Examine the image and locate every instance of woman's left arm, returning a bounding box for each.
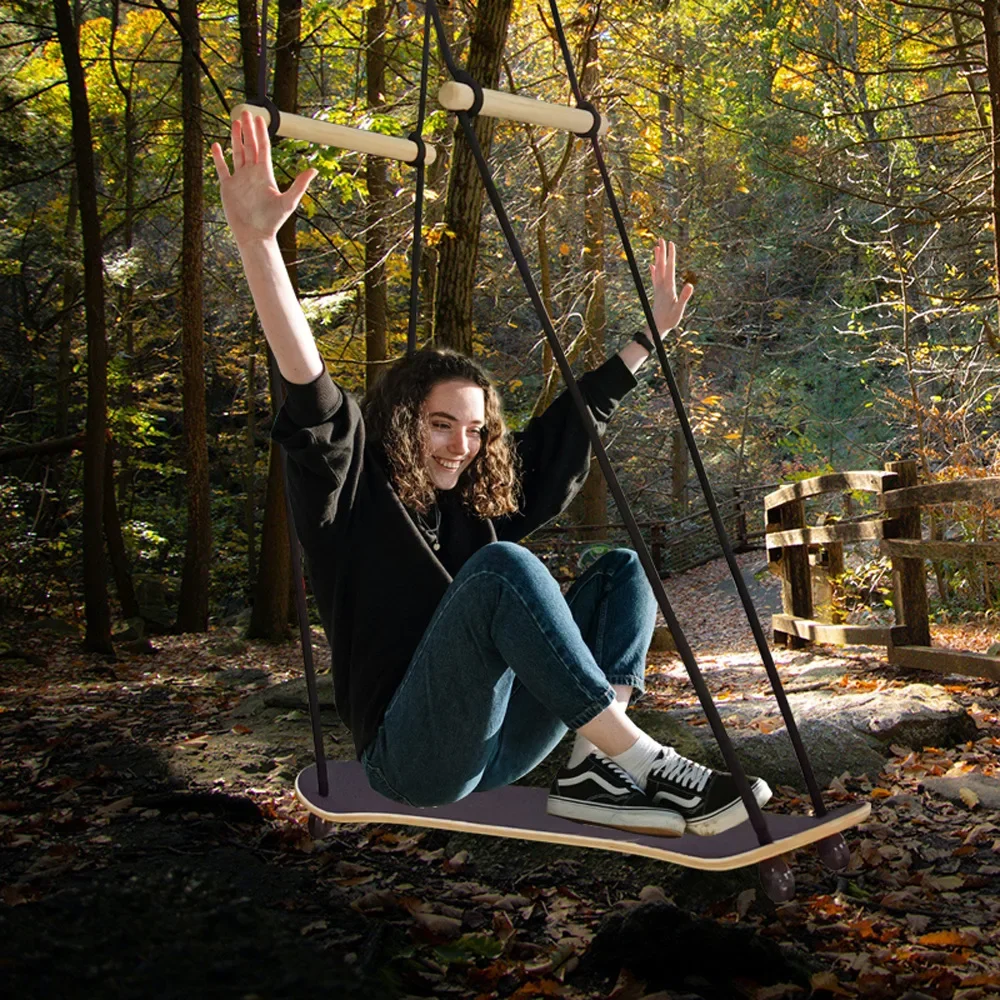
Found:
[618,238,694,374]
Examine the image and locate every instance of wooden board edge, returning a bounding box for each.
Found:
[772,614,891,647]
[295,777,871,872]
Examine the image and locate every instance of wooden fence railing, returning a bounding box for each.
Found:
[765,460,1000,681]
[527,483,776,579]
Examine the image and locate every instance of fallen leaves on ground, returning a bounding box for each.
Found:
[1,573,999,998]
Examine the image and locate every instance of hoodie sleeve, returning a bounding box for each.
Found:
[496,354,637,542]
[270,370,365,562]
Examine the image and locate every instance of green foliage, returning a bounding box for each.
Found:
[3,0,999,624]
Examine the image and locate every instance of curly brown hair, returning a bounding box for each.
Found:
[361,348,521,517]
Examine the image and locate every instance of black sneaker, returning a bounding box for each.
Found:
[547,753,685,836]
[644,749,772,837]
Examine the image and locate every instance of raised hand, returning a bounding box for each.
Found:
[210,109,317,247]
[649,238,694,339]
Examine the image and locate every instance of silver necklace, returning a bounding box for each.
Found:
[415,503,442,551]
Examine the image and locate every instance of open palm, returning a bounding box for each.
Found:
[211,110,316,246]
[650,238,694,337]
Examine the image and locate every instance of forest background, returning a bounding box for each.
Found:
[2,0,999,654]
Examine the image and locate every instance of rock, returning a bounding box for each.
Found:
[230,678,338,722]
[29,617,79,637]
[120,637,157,656]
[924,775,1000,811]
[700,718,886,790]
[649,626,676,652]
[661,684,975,792]
[583,900,816,991]
[216,667,270,689]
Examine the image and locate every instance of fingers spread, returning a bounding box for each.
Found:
[241,109,259,164]
[284,167,318,208]
[210,142,230,181]
[231,118,245,169]
[255,111,271,161]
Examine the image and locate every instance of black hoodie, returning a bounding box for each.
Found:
[272,355,637,758]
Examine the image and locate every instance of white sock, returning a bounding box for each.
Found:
[568,686,633,768]
[609,733,668,790]
[568,733,597,768]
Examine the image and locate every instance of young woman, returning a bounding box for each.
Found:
[212,110,771,837]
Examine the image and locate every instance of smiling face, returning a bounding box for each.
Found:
[421,379,486,491]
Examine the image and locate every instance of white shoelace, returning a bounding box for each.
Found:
[649,751,711,792]
[597,754,641,791]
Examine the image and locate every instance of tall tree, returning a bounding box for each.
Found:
[364,0,388,389]
[175,0,212,633]
[248,0,301,640]
[982,0,1000,334]
[660,22,691,511]
[576,11,608,536]
[55,175,78,441]
[108,0,139,508]
[53,0,112,653]
[433,0,514,353]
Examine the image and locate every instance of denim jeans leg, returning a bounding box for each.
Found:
[473,548,658,792]
[361,542,615,807]
[564,548,657,698]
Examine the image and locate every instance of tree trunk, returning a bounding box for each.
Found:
[109,0,138,510]
[53,0,113,654]
[245,323,258,589]
[670,348,690,511]
[249,362,292,642]
[365,0,388,389]
[416,0,455,343]
[175,0,212,633]
[660,24,691,514]
[433,0,514,354]
[248,0,301,640]
[55,174,79,439]
[237,0,260,97]
[103,439,141,620]
[238,0,261,595]
[576,19,607,538]
[982,0,1000,334]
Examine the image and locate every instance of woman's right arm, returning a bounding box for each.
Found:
[211,109,324,385]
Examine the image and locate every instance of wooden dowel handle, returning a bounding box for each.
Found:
[437,82,609,137]
[231,104,437,165]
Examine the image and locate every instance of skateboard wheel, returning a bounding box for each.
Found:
[759,857,795,902]
[817,833,850,871]
[308,814,336,839]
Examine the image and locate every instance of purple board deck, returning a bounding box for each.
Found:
[296,762,870,871]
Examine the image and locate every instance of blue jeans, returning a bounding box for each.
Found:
[361,542,657,806]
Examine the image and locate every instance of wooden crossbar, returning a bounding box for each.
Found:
[764,472,897,512]
[890,644,1000,681]
[772,614,895,647]
[881,539,1000,564]
[879,477,1000,511]
[437,82,609,137]
[765,519,892,549]
[231,103,438,165]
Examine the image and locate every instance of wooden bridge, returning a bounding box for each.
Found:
[765,460,1000,681]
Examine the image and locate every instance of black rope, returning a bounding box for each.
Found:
[257,0,268,104]
[268,348,330,797]
[405,3,433,355]
[425,0,773,847]
[546,0,827,816]
[254,0,329,798]
[252,0,281,136]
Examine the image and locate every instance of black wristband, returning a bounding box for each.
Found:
[633,329,656,353]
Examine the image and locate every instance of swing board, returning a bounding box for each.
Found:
[296,762,870,871]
